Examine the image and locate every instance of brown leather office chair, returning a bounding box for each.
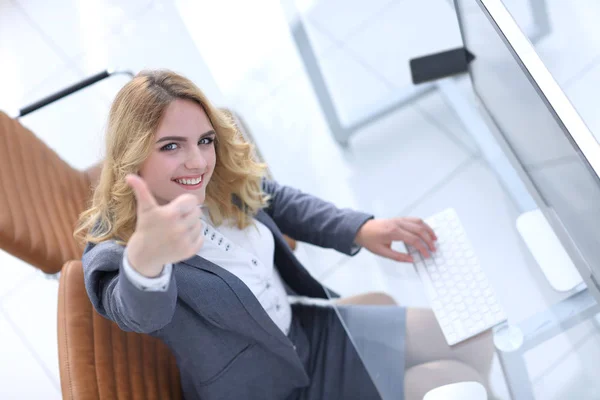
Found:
[0,110,102,274]
[58,259,182,399]
[0,104,184,399]
[0,70,296,399]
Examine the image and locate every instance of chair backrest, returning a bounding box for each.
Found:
[0,111,97,274]
[58,260,182,399]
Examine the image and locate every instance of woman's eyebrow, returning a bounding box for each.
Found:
[156,130,216,144]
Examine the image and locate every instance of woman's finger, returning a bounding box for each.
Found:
[372,244,414,263]
[402,221,437,252]
[404,217,437,241]
[184,214,203,232]
[392,228,430,259]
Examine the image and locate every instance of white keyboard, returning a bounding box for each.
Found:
[408,208,507,346]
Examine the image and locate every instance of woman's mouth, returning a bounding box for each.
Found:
[173,175,204,190]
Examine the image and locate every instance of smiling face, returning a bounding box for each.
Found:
[138,98,217,206]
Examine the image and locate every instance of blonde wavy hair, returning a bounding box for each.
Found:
[75,69,269,246]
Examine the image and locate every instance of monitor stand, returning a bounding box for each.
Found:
[516,209,584,292]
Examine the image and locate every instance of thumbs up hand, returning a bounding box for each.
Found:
[125,174,205,277]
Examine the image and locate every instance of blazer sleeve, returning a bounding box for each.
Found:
[262,179,374,255]
[82,240,178,333]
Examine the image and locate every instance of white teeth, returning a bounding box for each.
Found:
[176,176,202,185]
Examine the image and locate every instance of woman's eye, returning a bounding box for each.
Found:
[199,137,215,145]
[160,143,178,151]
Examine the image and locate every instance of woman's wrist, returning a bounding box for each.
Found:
[126,238,165,278]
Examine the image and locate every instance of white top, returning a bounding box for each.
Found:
[122,215,293,334]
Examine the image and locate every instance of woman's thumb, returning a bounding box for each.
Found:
[126,174,158,213]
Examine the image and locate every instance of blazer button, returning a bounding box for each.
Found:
[251,259,258,266]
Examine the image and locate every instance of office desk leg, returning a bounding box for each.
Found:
[494,289,600,399]
[496,348,534,400]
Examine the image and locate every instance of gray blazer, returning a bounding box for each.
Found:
[83,179,373,400]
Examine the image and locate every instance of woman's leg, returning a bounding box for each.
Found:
[405,308,495,391]
[335,295,495,394]
[404,360,486,400]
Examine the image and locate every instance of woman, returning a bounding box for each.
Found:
[76,69,494,400]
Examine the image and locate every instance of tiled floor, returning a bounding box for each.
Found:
[2,0,600,398]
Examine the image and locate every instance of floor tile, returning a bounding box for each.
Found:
[0,251,38,300]
[319,247,389,298]
[342,0,463,90]
[534,0,600,87]
[300,19,339,57]
[344,101,472,218]
[562,62,600,143]
[2,272,61,385]
[413,81,480,156]
[73,0,226,107]
[0,307,61,399]
[293,241,350,280]
[241,74,361,209]
[13,0,155,61]
[317,46,396,126]
[300,0,396,41]
[0,1,66,115]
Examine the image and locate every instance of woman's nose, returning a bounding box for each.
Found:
[185,149,207,170]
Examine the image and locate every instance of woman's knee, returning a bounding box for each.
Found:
[404,360,486,400]
[456,328,495,376]
[405,308,495,375]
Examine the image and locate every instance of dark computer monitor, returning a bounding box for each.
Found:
[454,0,600,300]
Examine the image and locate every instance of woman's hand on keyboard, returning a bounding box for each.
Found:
[125,174,205,277]
[355,217,437,262]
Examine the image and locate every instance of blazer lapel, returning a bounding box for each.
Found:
[180,254,291,347]
[254,209,288,248]
[255,209,329,299]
